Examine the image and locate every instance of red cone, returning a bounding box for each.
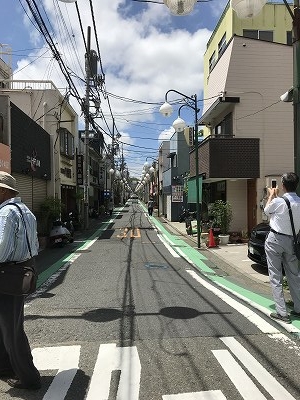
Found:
[207,228,217,248]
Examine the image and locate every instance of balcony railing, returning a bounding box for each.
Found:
[190,135,260,179]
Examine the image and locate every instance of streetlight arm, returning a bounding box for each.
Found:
[165,89,196,109]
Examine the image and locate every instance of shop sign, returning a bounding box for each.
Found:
[0,143,11,172]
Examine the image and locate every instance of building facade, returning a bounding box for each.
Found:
[195,1,293,233]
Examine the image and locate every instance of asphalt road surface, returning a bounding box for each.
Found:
[1,202,300,400]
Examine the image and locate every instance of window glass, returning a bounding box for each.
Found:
[243,29,273,42]
[287,31,293,46]
[209,51,216,73]
[59,128,75,159]
[218,33,226,57]
[214,113,233,136]
[243,29,258,39]
[259,30,273,42]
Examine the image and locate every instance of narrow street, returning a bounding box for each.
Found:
[2,202,300,400]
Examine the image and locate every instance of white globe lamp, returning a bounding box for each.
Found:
[163,0,197,16]
[172,117,186,132]
[159,102,173,117]
[231,0,266,19]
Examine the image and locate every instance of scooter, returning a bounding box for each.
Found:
[49,219,74,247]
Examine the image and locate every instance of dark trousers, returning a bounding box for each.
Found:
[0,293,40,384]
[148,207,153,216]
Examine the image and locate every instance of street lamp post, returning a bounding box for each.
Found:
[145,157,159,216]
[231,0,300,183]
[160,90,201,249]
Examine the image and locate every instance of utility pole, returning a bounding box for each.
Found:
[111,118,115,202]
[83,26,91,230]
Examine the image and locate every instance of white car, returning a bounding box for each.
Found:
[129,194,139,203]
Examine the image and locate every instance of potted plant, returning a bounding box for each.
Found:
[241,230,249,243]
[37,196,64,248]
[210,200,233,245]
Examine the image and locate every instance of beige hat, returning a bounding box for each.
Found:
[0,171,19,193]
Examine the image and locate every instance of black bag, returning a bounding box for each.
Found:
[0,258,37,296]
[283,197,300,260]
[0,203,37,296]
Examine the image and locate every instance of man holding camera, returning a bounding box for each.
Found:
[264,172,300,323]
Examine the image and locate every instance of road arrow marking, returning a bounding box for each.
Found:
[117,227,141,239]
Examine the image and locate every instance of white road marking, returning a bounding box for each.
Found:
[157,233,180,258]
[220,337,296,400]
[162,390,227,399]
[162,390,226,400]
[213,349,267,400]
[187,270,279,333]
[86,343,141,400]
[32,345,80,400]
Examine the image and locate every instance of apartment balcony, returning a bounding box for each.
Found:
[190,135,260,181]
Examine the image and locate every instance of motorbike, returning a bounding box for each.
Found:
[49,215,74,247]
[178,208,197,223]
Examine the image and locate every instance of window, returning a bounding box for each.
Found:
[0,115,3,143]
[209,51,216,73]
[172,154,177,168]
[59,128,74,159]
[214,113,233,137]
[243,29,273,42]
[218,33,226,57]
[287,31,293,46]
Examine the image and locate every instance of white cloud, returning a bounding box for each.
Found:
[13,0,221,176]
[158,127,175,142]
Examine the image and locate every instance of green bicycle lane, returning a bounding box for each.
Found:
[34,213,122,292]
[149,214,300,334]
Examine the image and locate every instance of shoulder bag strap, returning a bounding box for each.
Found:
[282,197,297,240]
[6,203,32,258]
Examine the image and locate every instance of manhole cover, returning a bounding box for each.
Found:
[144,263,169,269]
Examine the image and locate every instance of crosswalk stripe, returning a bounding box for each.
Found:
[86,343,141,400]
[220,337,296,400]
[162,390,227,399]
[212,349,267,400]
[32,345,80,400]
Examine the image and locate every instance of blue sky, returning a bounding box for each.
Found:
[1,0,228,177]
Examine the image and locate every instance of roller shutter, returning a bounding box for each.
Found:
[13,173,47,215]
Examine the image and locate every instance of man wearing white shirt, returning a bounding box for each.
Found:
[264,172,300,323]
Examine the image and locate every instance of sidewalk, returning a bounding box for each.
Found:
[162,219,270,286]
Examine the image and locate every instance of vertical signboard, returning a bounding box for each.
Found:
[172,185,183,202]
[76,154,83,185]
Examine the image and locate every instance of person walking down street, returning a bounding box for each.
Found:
[108,198,114,216]
[0,172,41,390]
[148,198,154,216]
[264,172,300,324]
